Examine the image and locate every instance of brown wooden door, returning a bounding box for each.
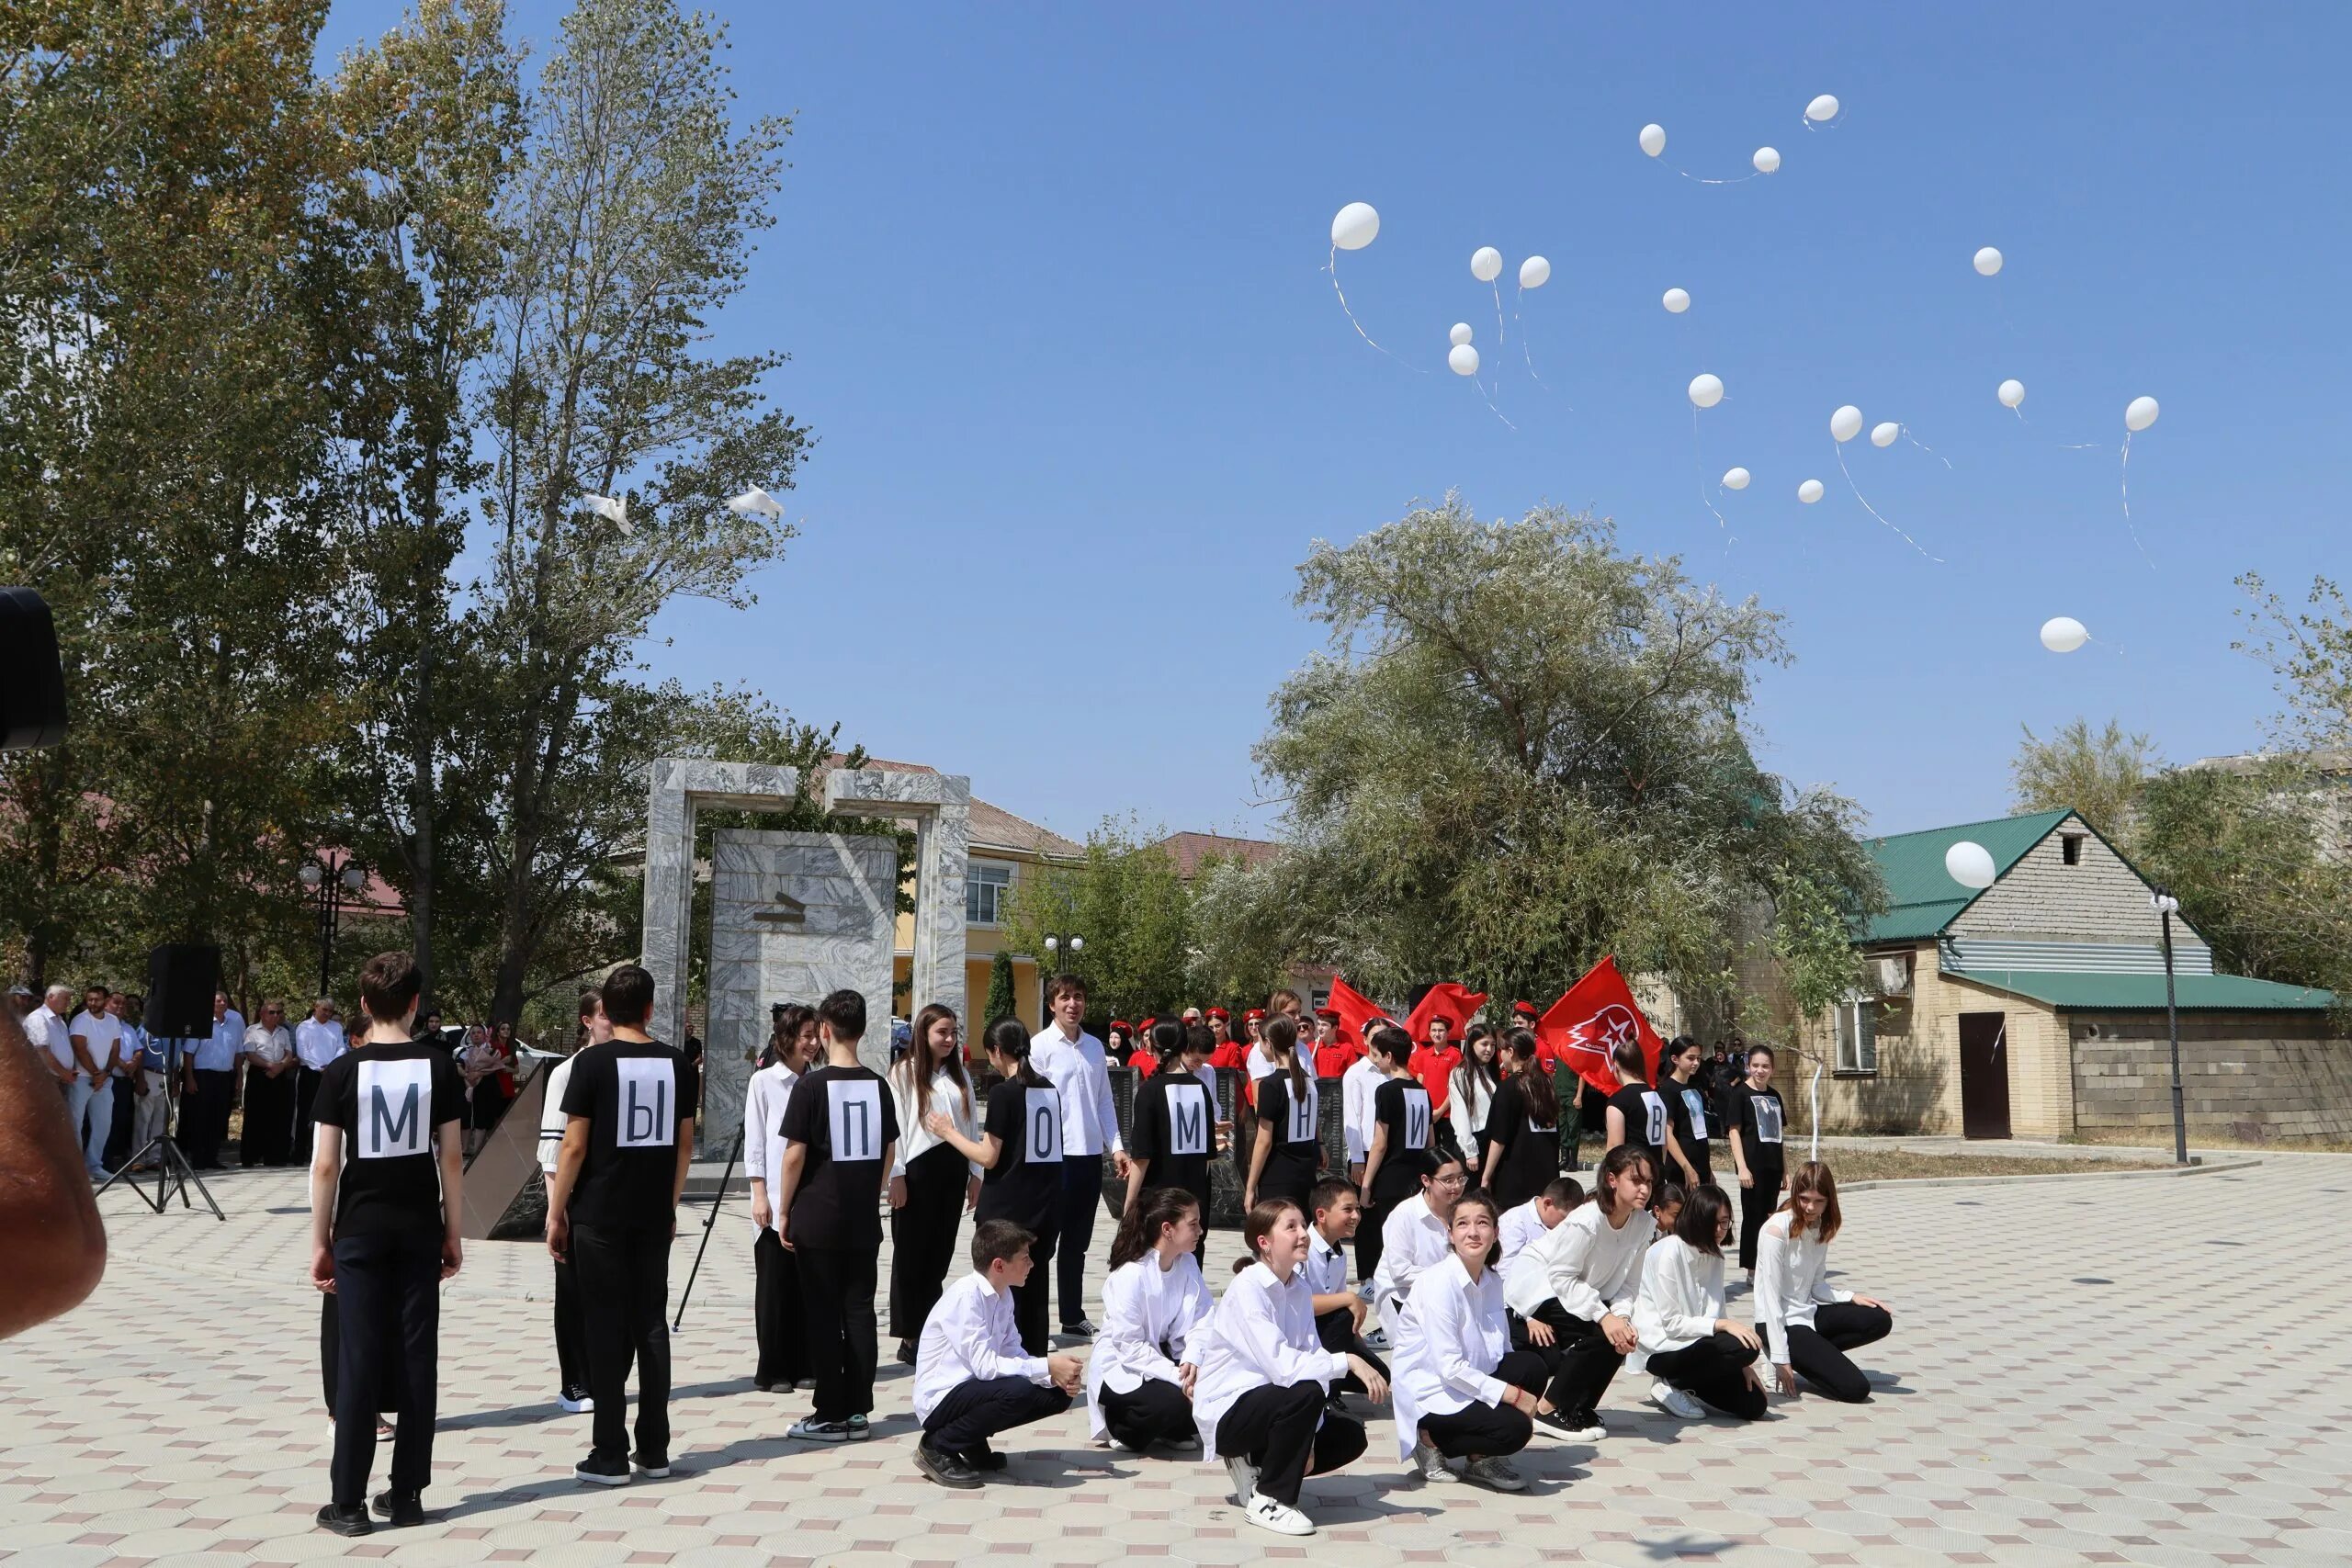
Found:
[1958,1012,2012,1139]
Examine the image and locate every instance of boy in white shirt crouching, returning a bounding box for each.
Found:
[910,1220,1085,1489]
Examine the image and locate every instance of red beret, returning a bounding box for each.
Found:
[1244,1008,1266,1022]
[1206,1007,1229,1021]
[1110,1019,1133,1032]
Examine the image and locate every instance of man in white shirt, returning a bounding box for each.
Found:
[1028,974,1129,1339]
[292,997,346,1163]
[67,985,122,1179]
[26,985,74,1089]
[182,991,244,1169]
[240,1000,299,1167]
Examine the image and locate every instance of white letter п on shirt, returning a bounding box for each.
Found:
[829,1078,883,1162]
[1025,1089,1063,1165]
[358,1058,433,1159]
[1168,1083,1207,1156]
[617,1058,677,1147]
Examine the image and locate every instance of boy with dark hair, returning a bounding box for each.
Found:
[778,988,899,1442]
[1029,973,1127,1337]
[910,1220,1085,1488]
[547,964,695,1485]
[1303,1179,1386,1405]
[535,989,607,1416]
[309,952,465,1535]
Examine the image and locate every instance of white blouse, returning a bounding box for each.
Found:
[1390,1252,1512,1460]
[742,1062,800,1235]
[1753,1212,1852,1368]
[1190,1262,1348,1461]
[536,1055,578,1176]
[912,1269,1050,1421]
[1447,1066,1495,1154]
[1505,1200,1653,1323]
[1495,1197,1548,1289]
[1369,1192,1452,1340]
[1085,1252,1216,1438]
[1340,1056,1382,1164]
[889,1065,982,1179]
[1633,1235,1727,1364]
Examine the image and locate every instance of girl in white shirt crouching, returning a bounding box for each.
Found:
[1193,1199,1389,1537]
[1634,1182,1765,1420]
[1754,1160,1893,1403]
[1393,1190,1555,1493]
[1087,1187,1215,1453]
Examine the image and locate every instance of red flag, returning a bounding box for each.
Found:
[1404,982,1488,1045]
[1536,957,1664,1100]
[1325,976,1385,1048]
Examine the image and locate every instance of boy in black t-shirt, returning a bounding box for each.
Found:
[308,951,465,1537]
[547,964,696,1485]
[776,988,900,1442]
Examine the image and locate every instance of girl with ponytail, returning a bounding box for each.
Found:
[927,1018,1064,1353]
[1244,1016,1322,1215]
[1086,1188,1214,1454]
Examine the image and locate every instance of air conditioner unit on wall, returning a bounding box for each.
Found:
[1872,954,1912,997]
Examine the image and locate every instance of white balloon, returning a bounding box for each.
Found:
[1797,479,1825,503]
[1830,405,1864,443]
[1753,146,1781,174]
[1721,467,1751,491]
[1688,373,1724,410]
[1471,246,1502,283]
[1944,840,1998,890]
[2125,395,2160,433]
[1805,94,1840,122]
[1871,422,1901,447]
[1640,123,1667,157]
[2040,615,2089,653]
[1997,378,2027,409]
[1662,288,1690,314]
[1449,322,1474,347]
[1330,202,1379,252]
[1449,344,1480,377]
[1973,245,2004,276]
[1519,255,1551,289]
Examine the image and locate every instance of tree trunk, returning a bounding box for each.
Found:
[406,645,437,1004]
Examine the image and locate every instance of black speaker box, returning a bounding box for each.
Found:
[146,942,221,1039]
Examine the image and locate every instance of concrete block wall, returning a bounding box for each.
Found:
[2070,1011,2352,1143]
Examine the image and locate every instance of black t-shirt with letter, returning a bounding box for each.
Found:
[974,1076,1062,1235]
[315,1041,465,1237]
[777,1063,899,1250]
[1129,1069,1214,1199]
[1607,1082,1669,1176]
[560,1037,697,1230]
[1369,1077,1435,1205]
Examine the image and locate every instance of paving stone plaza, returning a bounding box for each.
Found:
[4,1150,2346,1568]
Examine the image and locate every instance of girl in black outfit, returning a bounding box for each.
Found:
[928,1018,1063,1354]
[1726,1043,1789,1275]
[888,1004,979,1362]
[1481,1029,1562,1211]
[1603,1038,1677,1183]
[1357,1026,1435,1284]
[1245,1016,1323,1214]
[1660,1036,1713,1193]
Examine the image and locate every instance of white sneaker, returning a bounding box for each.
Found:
[1243,1492,1315,1536]
[1414,1437,1460,1483]
[1463,1455,1525,1493]
[1651,1381,1707,1419]
[1223,1454,1260,1506]
[1363,1326,1390,1352]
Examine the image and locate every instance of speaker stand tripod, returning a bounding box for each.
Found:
[96,1039,226,1221]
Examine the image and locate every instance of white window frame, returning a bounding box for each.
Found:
[966,862,1014,928]
[1833,995,1877,1076]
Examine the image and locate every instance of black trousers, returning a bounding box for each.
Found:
[571,1222,673,1463]
[105,1077,134,1169]
[1784,1302,1893,1403]
[1512,1301,1621,1420]
[1418,1348,1547,1458]
[890,1144,967,1342]
[295,1066,326,1162]
[1675,1146,1713,1194]
[1100,1376,1198,1450]
[1056,1159,1102,1327]
[922,1374,1069,1455]
[1646,1330,1765,1418]
[241,1068,295,1166]
[1738,1163,1783,1271]
[1315,1307,1387,1395]
[1008,1223,1060,1356]
[1216,1382,1365,1507]
[187,1068,233,1166]
[330,1228,440,1506]
[320,1290,402,1415]
[1358,1193,1399,1284]
[552,1252,588,1393]
[798,1243,880,1422]
[753,1228,808,1385]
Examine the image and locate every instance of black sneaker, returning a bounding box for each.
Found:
[915,1443,983,1490]
[1060,1318,1097,1340]
[369,1491,425,1528]
[631,1452,671,1479]
[962,1443,1009,1472]
[895,1338,918,1365]
[315,1503,372,1537]
[558,1386,593,1413]
[574,1451,632,1486]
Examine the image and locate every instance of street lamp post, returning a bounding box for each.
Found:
[2151,888,2188,1167]
[300,853,368,1000]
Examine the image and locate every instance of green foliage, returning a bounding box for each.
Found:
[1768,871,1869,1027]
[983,950,1017,1030]
[1243,495,1882,1018]
[2009,717,2161,835]
[1002,816,1193,1024]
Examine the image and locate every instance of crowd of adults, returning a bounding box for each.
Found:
[7,982,545,1177]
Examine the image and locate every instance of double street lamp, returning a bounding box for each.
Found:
[2151,887,2188,1167]
[300,852,368,1000]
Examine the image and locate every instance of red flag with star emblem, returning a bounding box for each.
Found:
[1536,957,1664,1098]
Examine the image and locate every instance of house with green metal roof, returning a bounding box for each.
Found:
[1787,808,2345,1143]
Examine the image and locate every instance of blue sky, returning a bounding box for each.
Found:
[323,2,2352,844]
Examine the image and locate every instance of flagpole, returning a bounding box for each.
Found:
[1809,1063,1823,1162]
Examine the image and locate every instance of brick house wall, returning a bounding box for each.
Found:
[2070,1011,2352,1144]
[1949,814,2212,961]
